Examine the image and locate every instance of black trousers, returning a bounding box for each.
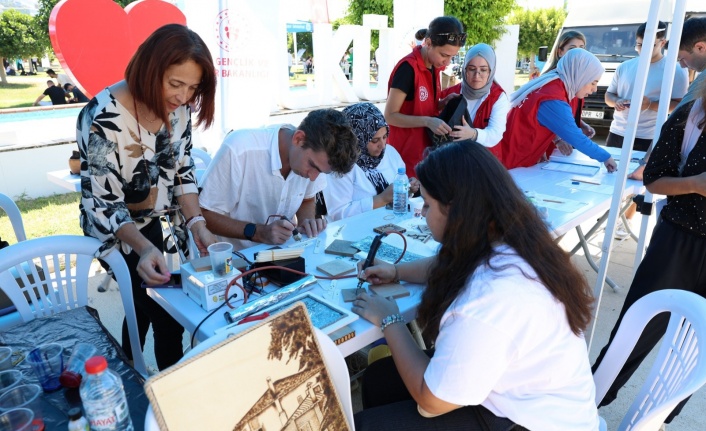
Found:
[119,219,185,371]
[606,131,653,153]
[355,355,527,431]
[592,220,706,423]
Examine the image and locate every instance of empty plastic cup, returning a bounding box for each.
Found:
[25,344,63,392]
[59,343,97,388]
[0,348,12,371]
[0,372,22,397]
[0,408,34,431]
[208,242,233,277]
[0,385,43,430]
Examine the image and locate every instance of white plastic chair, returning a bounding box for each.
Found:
[0,193,26,243]
[144,327,354,430]
[593,289,706,431]
[190,147,211,183]
[0,235,148,377]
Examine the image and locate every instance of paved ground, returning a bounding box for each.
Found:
[83,210,705,430]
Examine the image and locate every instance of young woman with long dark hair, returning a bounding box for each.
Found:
[352,142,599,430]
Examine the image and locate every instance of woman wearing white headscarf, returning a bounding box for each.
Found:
[322,103,420,221]
[442,43,510,156]
[498,48,617,171]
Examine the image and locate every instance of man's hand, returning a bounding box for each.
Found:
[298,217,327,238]
[256,220,295,244]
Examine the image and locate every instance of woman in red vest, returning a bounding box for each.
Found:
[441,43,510,159]
[499,48,617,171]
[385,16,465,176]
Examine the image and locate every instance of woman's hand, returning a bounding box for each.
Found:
[438,93,461,111]
[357,260,396,285]
[555,139,573,156]
[351,291,400,327]
[426,117,452,136]
[191,223,217,256]
[450,117,474,141]
[580,121,596,139]
[137,245,171,285]
[604,157,618,173]
[628,164,645,181]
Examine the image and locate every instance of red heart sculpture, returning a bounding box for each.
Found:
[49,0,186,98]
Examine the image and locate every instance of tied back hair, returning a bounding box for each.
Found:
[415,142,593,342]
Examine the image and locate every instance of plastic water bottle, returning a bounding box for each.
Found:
[67,407,90,431]
[393,167,409,215]
[79,356,134,431]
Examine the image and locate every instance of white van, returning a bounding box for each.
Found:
[545,0,705,132]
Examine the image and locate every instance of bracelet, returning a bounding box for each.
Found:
[185,215,206,230]
[380,313,405,332]
[392,265,400,284]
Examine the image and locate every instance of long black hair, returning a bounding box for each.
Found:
[415,142,593,342]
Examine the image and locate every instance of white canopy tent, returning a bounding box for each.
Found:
[588,0,689,349]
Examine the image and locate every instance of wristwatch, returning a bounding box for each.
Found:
[244,223,257,241]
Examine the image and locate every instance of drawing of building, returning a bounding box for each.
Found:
[233,365,329,431]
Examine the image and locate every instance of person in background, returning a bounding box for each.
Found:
[352,142,599,430]
[439,43,510,157]
[630,17,706,181]
[605,21,688,238]
[64,83,90,103]
[592,70,706,429]
[498,48,617,171]
[543,31,597,156]
[199,109,358,250]
[33,80,68,106]
[46,68,71,87]
[385,16,465,177]
[78,24,218,370]
[321,103,420,221]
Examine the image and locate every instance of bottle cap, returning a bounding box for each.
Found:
[68,407,83,421]
[397,167,405,174]
[59,370,82,388]
[84,355,107,374]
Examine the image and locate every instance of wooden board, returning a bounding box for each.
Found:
[324,239,360,257]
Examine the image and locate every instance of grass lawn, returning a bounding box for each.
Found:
[0,73,58,109]
[0,192,82,246]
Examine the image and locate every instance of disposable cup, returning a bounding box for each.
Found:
[409,197,424,218]
[208,242,233,277]
[0,408,34,431]
[0,348,12,371]
[59,343,97,388]
[0,385,43,427]
[0,372,22,397]
[25,344,63,392]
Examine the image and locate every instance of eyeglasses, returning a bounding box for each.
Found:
[465,67,490,76]
[430,33,467,46]
[369,133,388,145]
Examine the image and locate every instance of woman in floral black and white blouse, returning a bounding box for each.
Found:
[77,24,218,370]
[592,80,706,423]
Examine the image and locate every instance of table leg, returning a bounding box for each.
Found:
[575,225,619,291]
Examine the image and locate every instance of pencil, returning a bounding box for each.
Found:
[542,198,564,204]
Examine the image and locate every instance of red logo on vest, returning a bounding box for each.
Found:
[419,86,429,102]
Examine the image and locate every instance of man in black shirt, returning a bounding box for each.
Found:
[33,80,68,106]
[64,83,90,103]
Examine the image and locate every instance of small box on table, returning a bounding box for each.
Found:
[181,261,240,311]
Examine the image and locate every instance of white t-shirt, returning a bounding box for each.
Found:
[465,91,511,148]
[322,145,404,221]
[608,56,688,139]
[199,125,326,250]
[424,245,599,431]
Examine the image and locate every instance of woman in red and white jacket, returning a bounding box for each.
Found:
[441,43,510,159]
[385,16,465,176]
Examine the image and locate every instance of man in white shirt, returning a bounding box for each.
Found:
[199,109,358,250]
[46,68,71,87]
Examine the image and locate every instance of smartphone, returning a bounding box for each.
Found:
[141,273,182,289]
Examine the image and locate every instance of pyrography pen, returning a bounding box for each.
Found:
[356,233,386,294]
[281,216,302,241]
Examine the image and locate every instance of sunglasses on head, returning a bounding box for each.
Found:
[430,32,467,46]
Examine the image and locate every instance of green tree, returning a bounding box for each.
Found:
[0,9,42,85]
[34,0,137,53]
[508,7,567,57]
[344,0,518,50]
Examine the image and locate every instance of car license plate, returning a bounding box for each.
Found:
[582,110,604,119]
